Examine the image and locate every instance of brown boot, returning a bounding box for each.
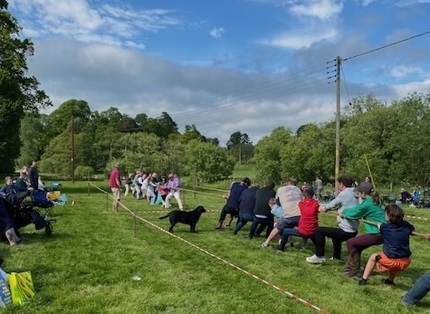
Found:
[346,253,361,277]
[343,254,353,274]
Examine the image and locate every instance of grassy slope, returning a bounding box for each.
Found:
[1,181,430,314]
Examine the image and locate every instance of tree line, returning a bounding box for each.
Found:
[253,93,430,187]
[2,1,430,187]
[17,99,253,182]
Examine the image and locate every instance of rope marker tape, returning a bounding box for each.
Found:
[89,182,330,314]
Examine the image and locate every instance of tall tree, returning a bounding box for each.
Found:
[184,140,235,182]
[253,127,292,183]
[226,131,254,164]
[48,99,91,137]
[18,113,49,166]
[0,0,50,172]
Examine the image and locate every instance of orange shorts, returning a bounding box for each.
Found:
[375,252,411,274]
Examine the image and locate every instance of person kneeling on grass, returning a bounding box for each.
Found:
[275,188,322,252]
[359,204,416,286]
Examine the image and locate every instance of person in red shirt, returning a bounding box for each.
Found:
[109,163,122,212]
[275,188,321,251]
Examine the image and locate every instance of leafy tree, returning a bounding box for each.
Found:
[18,113,49,166]
[341,104,398,185]
[135,113,148,130]
[253,127,292,183]
[118,133,163,173]
[118,115,140,133]
[74,165,94,179]
[39,132,70,176]
[226,131,254,164]
[48,99,91,137]
[0,0,50,172]
[281,123,335,184]
[184,140,235,182]
[387,93,430,185]
[181,124,205,144]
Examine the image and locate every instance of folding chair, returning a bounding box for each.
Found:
[31,190,54,217]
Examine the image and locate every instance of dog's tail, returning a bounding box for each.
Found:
[159,213,170,219]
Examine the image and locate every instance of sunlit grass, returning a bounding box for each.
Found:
[2,180,430,314]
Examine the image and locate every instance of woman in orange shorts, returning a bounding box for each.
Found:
[359,204,416,285]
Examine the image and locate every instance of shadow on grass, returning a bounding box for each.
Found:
[20,231,73,244]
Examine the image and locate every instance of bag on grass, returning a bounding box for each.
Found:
[0,268,12,308]
[8,271,35,305]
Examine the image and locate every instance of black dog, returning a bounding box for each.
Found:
[159,206,206,233]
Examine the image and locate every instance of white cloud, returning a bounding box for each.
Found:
[260,26,338,49]
[393,78,430,97]
[287,0,343,20]
[210,27,225,38]
[30,38,341,144]
[390,65,422,78]
[10,0,181,49]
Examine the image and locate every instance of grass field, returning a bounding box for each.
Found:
[2,180,430,314]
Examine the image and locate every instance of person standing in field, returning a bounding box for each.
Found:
[315,175,323,200]
[164,172,184,210]
[109,163,122,212]
[27,160,39,191]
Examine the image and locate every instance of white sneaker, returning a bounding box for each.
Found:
[306,254,326,264]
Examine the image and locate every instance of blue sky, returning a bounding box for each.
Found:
[9,0,430,145]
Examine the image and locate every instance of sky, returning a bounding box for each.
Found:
[8,0,430,145]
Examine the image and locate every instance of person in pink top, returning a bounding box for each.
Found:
[109,163,122,212]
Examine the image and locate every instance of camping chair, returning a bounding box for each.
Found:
[31,190,54,217]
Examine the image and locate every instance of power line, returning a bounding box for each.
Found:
[343,30,430,61]
[168,66,329,121]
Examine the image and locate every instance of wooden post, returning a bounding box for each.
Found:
[193,177,197,199]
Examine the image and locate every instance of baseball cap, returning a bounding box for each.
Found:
[355,182,373,194]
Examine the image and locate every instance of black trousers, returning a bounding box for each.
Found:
[314,226,357,259]
[218,204,238,223]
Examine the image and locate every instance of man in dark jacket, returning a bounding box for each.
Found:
[27,160,39,190]
[232,184,259,234]
[215,177,251,229]
[249,181,276,239]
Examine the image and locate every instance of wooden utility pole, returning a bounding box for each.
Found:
[71,116,75,183]
[335,56,341,192]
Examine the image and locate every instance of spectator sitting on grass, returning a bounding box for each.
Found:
[0,176,17,195]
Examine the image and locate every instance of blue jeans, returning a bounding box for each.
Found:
[232,212,254,234]
[403,271,430,305]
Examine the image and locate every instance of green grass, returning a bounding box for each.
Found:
[2,181,430,313]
